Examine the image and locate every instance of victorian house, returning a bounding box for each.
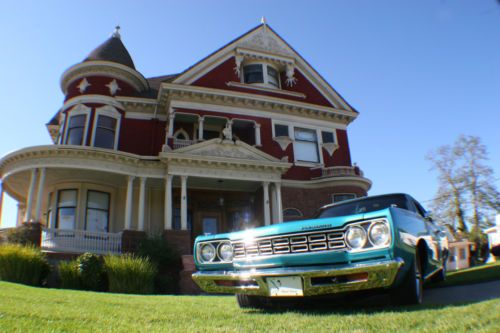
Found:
[0,23,371,259]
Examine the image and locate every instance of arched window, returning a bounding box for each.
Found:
[174,128,190,140]
[243,63,281,88]
[91,105,121,150]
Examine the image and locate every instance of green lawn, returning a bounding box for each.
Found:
[0,282,499,333]
[433,262,500,288]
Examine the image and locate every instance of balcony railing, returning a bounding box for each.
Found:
[173,139,197,150]
[315,166,364,179]
[41,228,122,255]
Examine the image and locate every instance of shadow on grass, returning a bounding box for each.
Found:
[242,292,486,316]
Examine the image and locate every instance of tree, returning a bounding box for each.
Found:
[427,135,500,237]
[426,144,468,233]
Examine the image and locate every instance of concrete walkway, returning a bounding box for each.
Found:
[424,280,500,305]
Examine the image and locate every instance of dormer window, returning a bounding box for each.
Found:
[243,63,280,88]
[65,115,87,145]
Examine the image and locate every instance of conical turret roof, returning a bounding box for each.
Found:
[83,26,135,69]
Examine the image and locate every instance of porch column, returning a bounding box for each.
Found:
[263,181,271,226]
[167,109,175,137]
[164,175,173,230]
[198,117,204,141]
[270,183,278,223]
[254,123,262,146]
[138,177,147,231]
[124,176,135,230]
[275,182,283,223]
[180,175,188,230]
[33,168,46,222]
[24,169,38,222]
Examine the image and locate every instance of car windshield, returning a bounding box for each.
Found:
[316,195,408,218]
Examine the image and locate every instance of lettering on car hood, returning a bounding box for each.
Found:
[301,224,333,231]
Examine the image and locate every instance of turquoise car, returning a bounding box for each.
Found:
[192,193,448,308]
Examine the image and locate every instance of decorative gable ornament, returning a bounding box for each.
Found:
[273,136,292,151]
[322,143,339,156]
[77,78,91,93]
[106,79,121,95]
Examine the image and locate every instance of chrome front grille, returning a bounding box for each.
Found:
[232,229,346,259]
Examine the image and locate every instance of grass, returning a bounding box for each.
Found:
[0,281,499,333]
[104,254,157,294]
[433,262,500,288]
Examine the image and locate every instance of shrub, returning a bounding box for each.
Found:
[104,254,157,294]
[0,243,49,286]
[138,235,181,293]
[58,261,82,290]
[76,253,105,291]
[6,226,34,246]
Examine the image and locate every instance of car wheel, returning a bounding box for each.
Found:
[432,264,446,283]
[236,294,265,309]
[392,252,423,305]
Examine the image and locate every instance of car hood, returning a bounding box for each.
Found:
[195,208,392,242]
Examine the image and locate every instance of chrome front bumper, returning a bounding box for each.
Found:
[192,258,404,297]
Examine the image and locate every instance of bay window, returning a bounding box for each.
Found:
[56,189,78,229]
[94,115,117,149]
[294,127,319,163]
[86,191,110,232]
[65,115,87,145]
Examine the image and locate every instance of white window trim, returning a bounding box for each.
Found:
[57,113,66,145]
[231,118,259,146]
[292,126,324,166]
[91,105,121,150]
[63,104,91,146]
[241,61,281,89]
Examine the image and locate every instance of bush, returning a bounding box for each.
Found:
[104,254,157,294]
[6,226,34,246]
[58,261,82,290]
[76,253,105,291]
[0,244,49,286]
[138,235,181,293]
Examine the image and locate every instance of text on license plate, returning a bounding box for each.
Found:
[266,276,303,297]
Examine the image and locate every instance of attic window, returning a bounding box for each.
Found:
[243,63,280,88]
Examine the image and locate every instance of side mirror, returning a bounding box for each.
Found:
[424,211,433,223]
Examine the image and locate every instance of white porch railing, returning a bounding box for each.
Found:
[316,166,363,178]
[41,228,122,255]
[173,139,197,149]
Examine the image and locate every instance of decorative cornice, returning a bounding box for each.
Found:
[226,81,305,98]
[160,83,357,125]
[60,61,148,94]
[61,95,124,112]
[0,145,164,180]
[283,176,372,192]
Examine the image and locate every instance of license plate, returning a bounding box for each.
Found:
[267,276,303,297]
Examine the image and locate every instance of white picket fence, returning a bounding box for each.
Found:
[41,228,122,255]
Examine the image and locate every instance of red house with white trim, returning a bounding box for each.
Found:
[0,23,371,261]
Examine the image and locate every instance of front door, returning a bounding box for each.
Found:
[193,211,222,238]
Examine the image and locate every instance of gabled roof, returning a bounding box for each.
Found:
[172,23,356,112]
[84,32,135,69]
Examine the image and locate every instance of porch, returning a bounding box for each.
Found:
[41,228,122,255]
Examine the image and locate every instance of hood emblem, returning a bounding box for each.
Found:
[301,224,332,231]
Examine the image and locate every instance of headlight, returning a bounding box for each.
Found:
[200,243,216,262]
[346,226,367,249]
[369,221,390,246]
[218,242,234,262]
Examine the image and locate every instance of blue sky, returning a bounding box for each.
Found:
[1,1,499,227]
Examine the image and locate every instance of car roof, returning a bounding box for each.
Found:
[320,193,411,211]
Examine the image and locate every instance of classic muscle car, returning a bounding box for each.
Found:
[192,193,448,308]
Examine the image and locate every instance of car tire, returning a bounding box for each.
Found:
[391,252,423,305]
[432,265,446,283]
[236,294,265,309]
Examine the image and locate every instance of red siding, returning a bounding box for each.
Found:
[119,118,166,155]
[332,129,352,166]
[191,57,335,108]
[66,76,137,101]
